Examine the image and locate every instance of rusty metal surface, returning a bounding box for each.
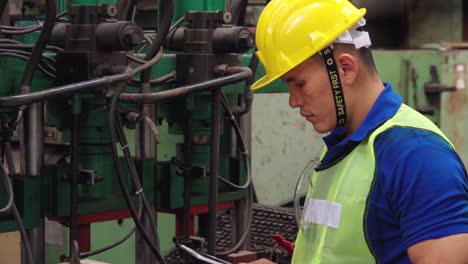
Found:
[441,51,468,166]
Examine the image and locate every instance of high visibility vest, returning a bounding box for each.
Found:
[292,104,453,263]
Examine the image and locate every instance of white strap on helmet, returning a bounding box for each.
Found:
[334,18,372,49]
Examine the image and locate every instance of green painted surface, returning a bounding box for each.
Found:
[43,213,176,263]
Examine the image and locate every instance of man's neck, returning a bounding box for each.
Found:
[345,75,385,137]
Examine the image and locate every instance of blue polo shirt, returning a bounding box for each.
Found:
[318,83,468,263]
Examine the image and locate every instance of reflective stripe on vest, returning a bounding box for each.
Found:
[292,104,454,264]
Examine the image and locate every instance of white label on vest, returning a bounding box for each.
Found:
[302,198,341,229]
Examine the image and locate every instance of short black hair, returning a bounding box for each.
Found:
[357,47,378,73]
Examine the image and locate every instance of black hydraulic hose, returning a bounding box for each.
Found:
[81,225,136,258]
[0,164,35,264]
[0,53,55,78]
[0,43,63,52]
[56,11,69,21]
[233,50,258,116]
[216,185,253,256]
[115,0,129,20]
[1,11,68,31]
[0,162,13,213]
[119,67,253,103]
[230,0,248,26]
[8,0,56,130]
[126,54,148,64]
[0,48,58,73]
[113,103,160,254]
[128,72,175,87]
[216,91,253,256]
[12,203,35,264]
[115,0,136,21]
[0,39,22,44]
[108,86,165,264]
[0,24,40,30]
[0,24,42,35]
[139,0,173,84]
[18,0,56,92]
[79,199,142,259]
[124,0,137,21]
[4,140,16,175]
[218,92,251,190]
[208,88,221,255]
[69,108,80,260]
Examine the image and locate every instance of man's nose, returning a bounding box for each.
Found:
[289,92,302,108]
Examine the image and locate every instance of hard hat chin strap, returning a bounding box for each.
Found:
[319,45,347,127]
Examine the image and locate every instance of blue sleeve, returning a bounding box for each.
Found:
[377,128,468,248]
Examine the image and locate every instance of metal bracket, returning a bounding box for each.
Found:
[172,157,207,179]
[424,65,456,94]
[411,67,435,115]
[63,169,103,185]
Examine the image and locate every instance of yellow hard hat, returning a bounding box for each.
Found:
[251,0,367,90]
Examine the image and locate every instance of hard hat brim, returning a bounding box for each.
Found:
[251,72,282,90]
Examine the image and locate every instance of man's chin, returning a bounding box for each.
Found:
[312,123,333,134]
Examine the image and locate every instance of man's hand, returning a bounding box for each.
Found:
[239,258,277,264]
[408,233,468,263]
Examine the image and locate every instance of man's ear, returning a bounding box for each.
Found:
[336,53,358,85]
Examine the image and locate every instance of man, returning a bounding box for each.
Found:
[245,0,468,263]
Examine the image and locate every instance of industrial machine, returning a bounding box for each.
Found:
[0,0,467,263]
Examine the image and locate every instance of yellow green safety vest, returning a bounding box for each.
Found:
[292,104,454,264]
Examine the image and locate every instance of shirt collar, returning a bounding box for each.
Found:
[323,82,402,151]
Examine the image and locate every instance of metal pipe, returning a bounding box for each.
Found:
[20,102,43,176]
[135,84,157,160]
[0,42,164,108]
[140,0,173,84]
[119,67,252,104]
[135,83,158,264]
[182,110,193,263]
[183,110,193,239]
[235,95,253,250]
[136,212,158,264]
[208,88,221,255]
[69,97,80,261]
[19,0,56,90]
[0,71,130,108]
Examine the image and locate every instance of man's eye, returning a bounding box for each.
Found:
[296,82,305,88]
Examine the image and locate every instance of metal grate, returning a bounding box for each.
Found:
[164,204,298,263]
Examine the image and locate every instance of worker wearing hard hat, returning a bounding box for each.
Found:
[246,0,468,263]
